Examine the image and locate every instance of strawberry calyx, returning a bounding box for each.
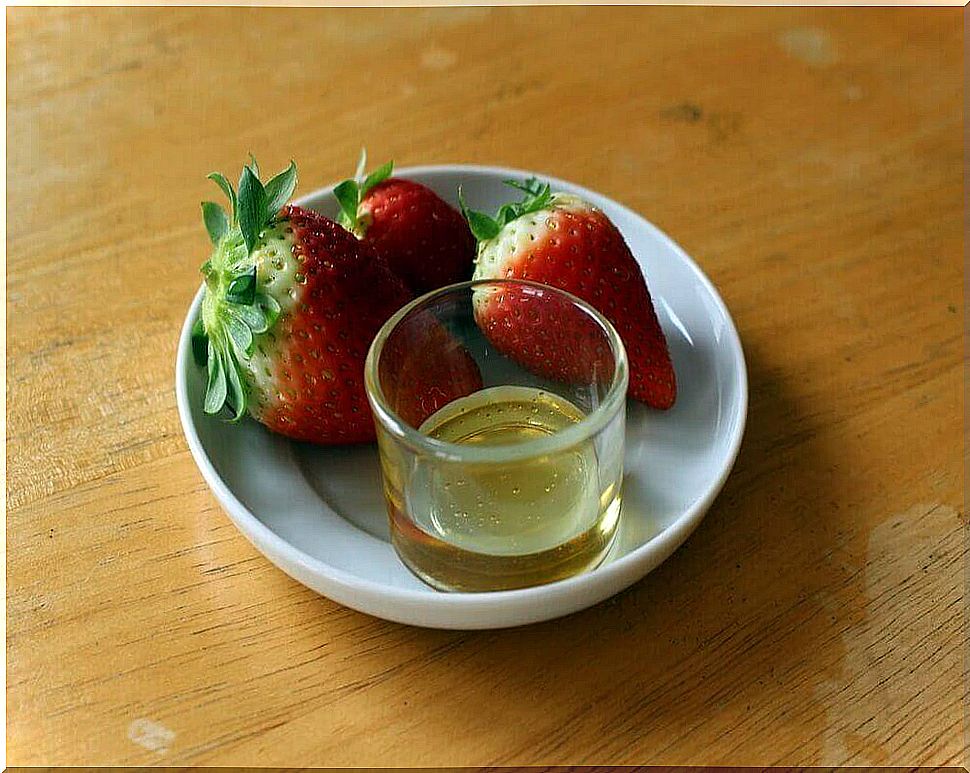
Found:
[459,177,555,242]
[333,149,394,237]
[194,156,296,421]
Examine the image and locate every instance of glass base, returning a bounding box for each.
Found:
[390,495,622,593]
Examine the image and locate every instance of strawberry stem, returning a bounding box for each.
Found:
[196,157,295,421]
[460,177,555,243]
[334,152,394,237]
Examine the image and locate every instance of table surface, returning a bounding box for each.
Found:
[7,6,964,767]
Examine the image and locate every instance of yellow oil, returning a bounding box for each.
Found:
[387,385,621,591]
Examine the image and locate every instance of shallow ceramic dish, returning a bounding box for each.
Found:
[175,164,748,629]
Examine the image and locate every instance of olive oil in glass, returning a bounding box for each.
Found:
[386,386,621,591]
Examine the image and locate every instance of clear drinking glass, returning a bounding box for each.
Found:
[364,279,628,592]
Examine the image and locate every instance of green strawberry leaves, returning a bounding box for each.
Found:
[237,159,297,251]
[225,313,255,358]
[264,161,298,216]
[228,300,270,334]
[197,281,281,420]
[191,317,208,366]
[460,177,555,243]
[204,157,297,254]
[237,165,266,254]
[202,336,248,422]
[225,268,257,305]
[197,156,299,422]
[207,173,237,221]
[200,297,270,421]
[333,179,360,229]
[204,341,228,414]
[363,160,394,194]
[202,201,229,244]
[497,177,553,223]
[458,187,501,241]
[255,291,281,329]
[335,149,394,235]
[224,353,247,421]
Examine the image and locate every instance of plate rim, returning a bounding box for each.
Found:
[175,163,749,614]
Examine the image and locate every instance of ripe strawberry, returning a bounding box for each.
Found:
[376,308,484,429]
[461,178,676,409]
[193,158,479,443]
[334,153,476,294]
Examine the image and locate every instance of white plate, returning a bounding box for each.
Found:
[175,165,747,629]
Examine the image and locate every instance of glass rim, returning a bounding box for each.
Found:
[364,278,629,463]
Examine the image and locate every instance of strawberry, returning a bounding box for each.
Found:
[334,153,476,294]
[193,158,479,444]
[376,308,484,429]
[461,178,676,409]
[470,281,616,391]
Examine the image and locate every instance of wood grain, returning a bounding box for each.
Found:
[6,6,964,767]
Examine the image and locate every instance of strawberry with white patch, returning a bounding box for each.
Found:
[194,158,479,443]
[462,179,677,409]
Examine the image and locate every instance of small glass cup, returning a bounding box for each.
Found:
[364,279,628,592]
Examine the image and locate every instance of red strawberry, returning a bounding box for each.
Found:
[471,282,617,389]
[462,178,676,409]
[193,158,480,443]
[376,308,484,429]
[334,153,476,294]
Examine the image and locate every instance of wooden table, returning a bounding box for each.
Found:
[7,6,964,767]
